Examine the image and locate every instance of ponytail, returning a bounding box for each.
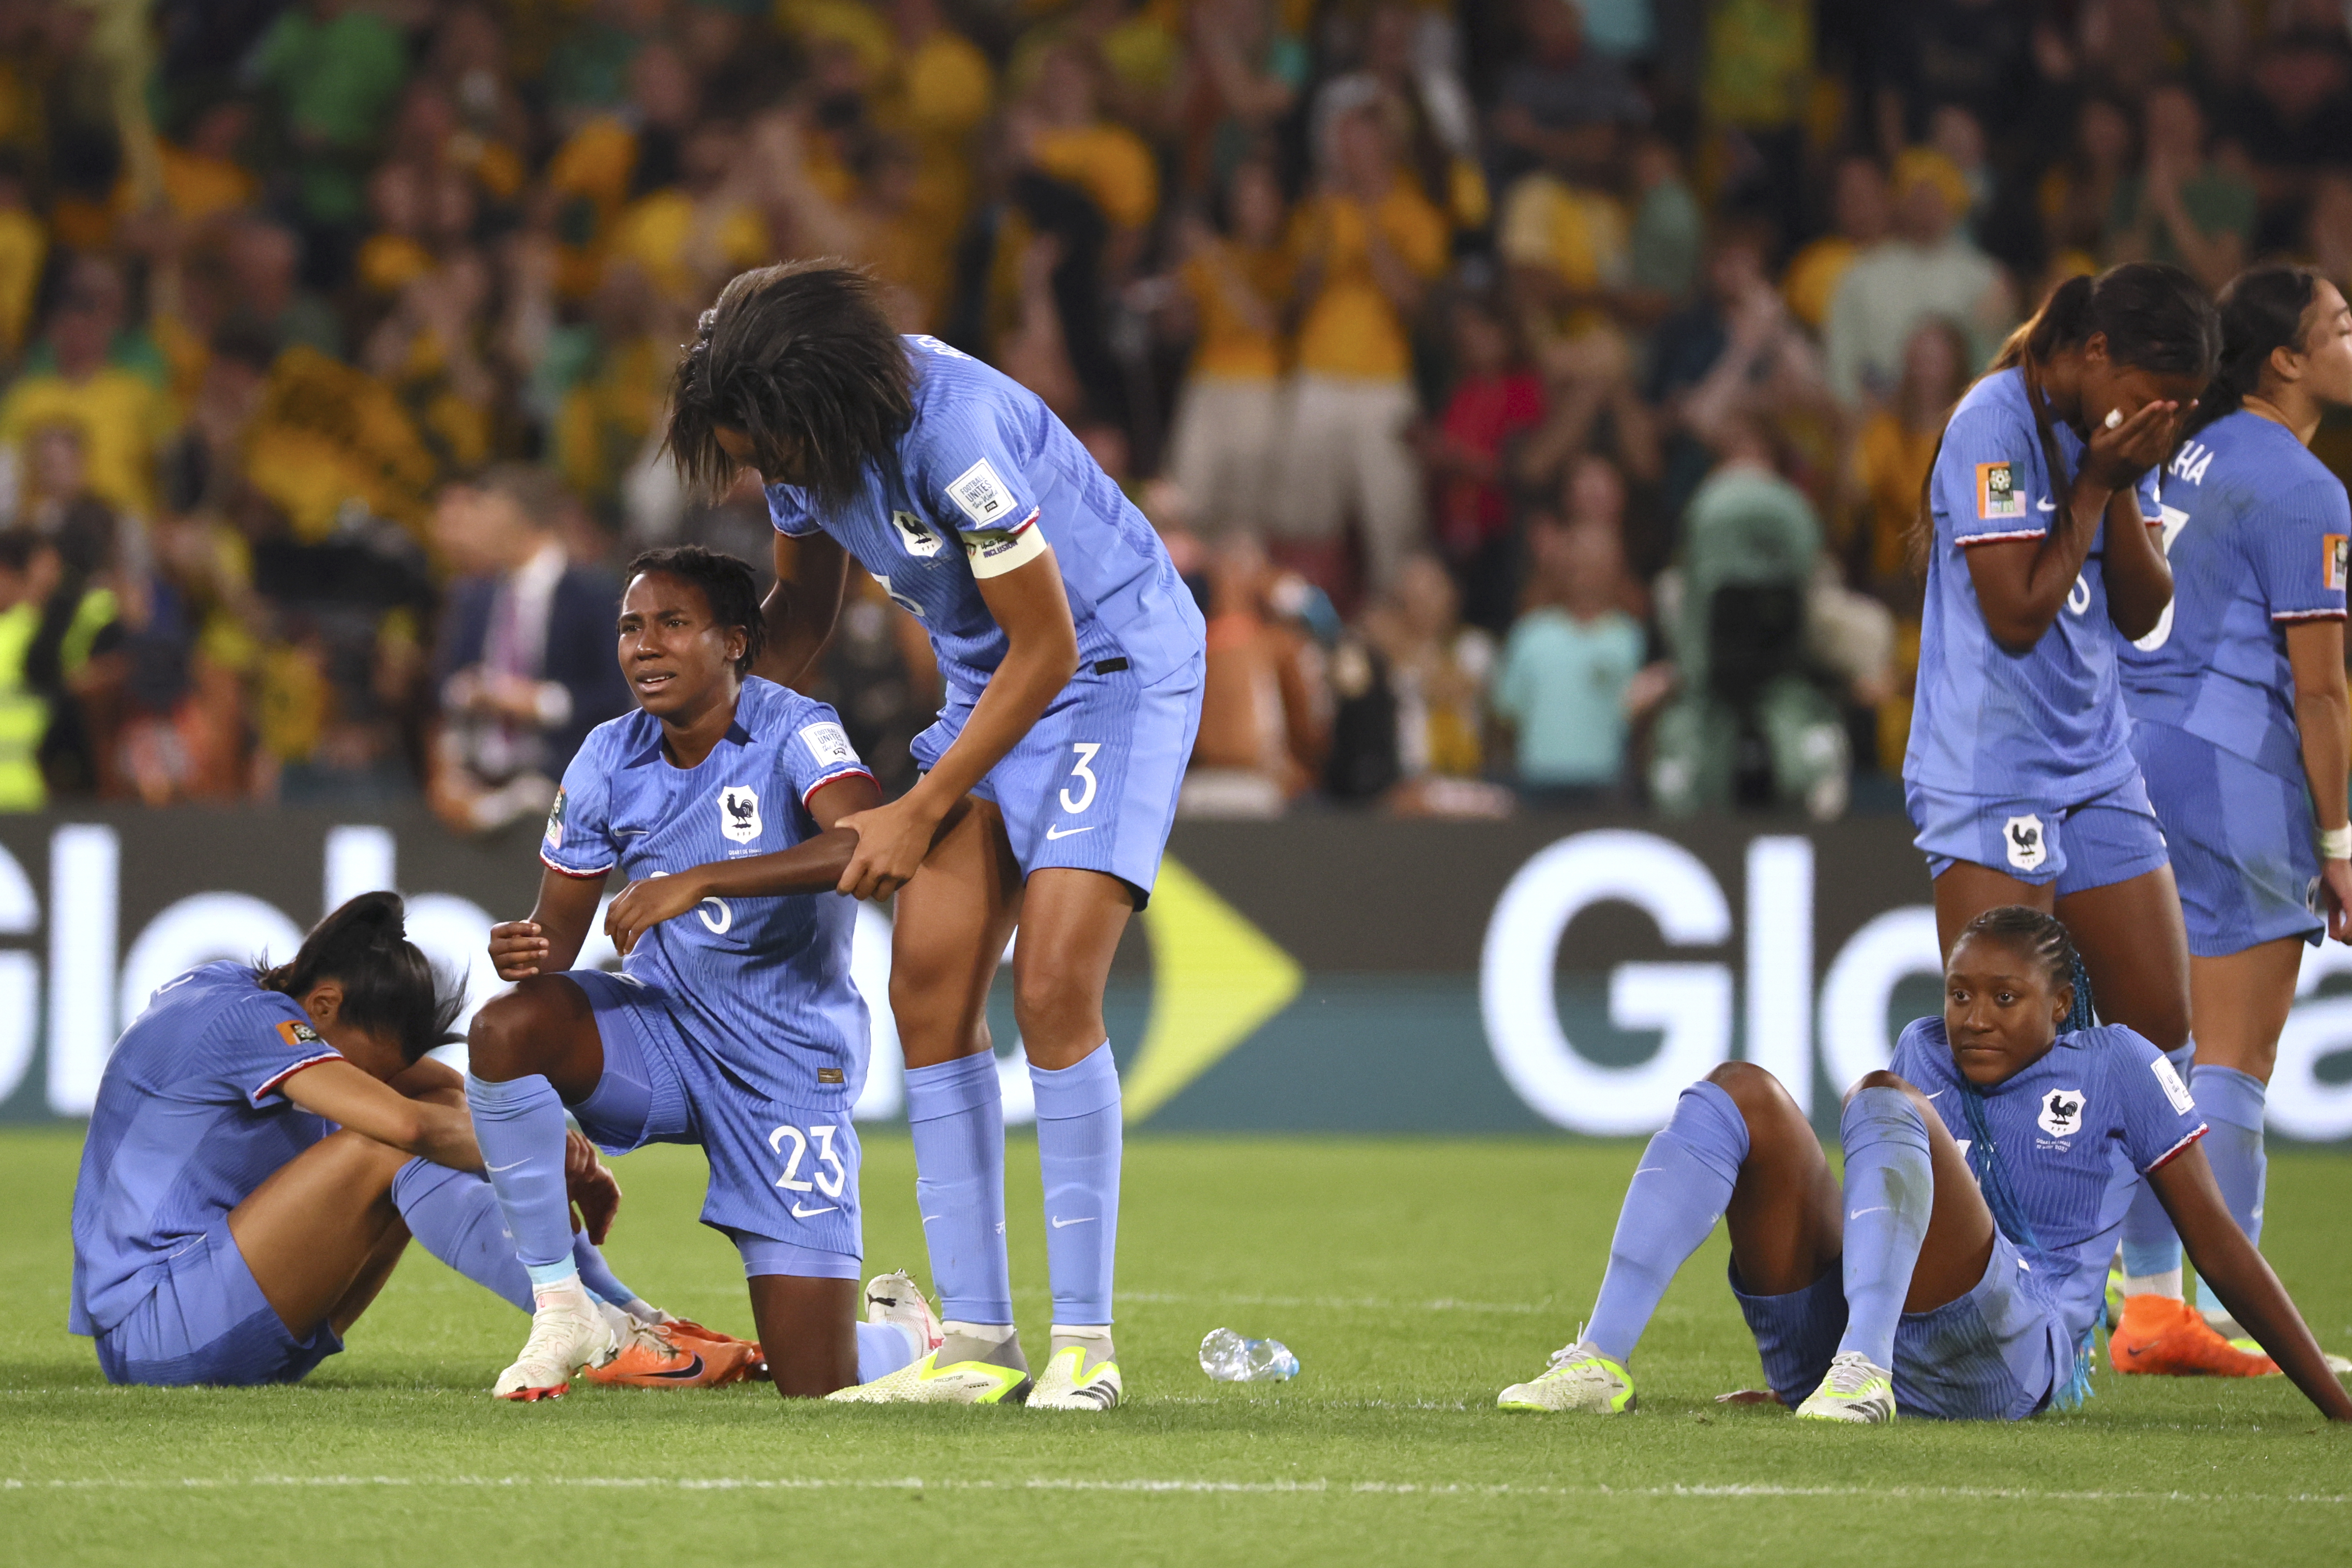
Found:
[2181,264,2320,441]
[258,891,464,1063]
[1910,263,2219,572]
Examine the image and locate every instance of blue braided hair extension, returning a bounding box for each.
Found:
[1954,905,2099,1409]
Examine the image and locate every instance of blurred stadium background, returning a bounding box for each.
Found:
[3,0,2352,1146]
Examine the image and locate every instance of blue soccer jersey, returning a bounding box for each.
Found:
[1907,368,2163,798]
[1891,1018,2207,1347]
[70,961,344,1337]
[2119,409,2351,781]
[764,335,1206,697]
[541,677,876,1108]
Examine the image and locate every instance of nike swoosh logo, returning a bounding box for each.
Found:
[646,1351,707,1381]
[791,1202,839,1218]
[919,1214,944,1223]
[2036,498,2056,512]
[2125,1343,2148,1356]
[1050,1216,1096,1228]
[1848,1206,1892,1220]
[1631,1167,1669,1177]
[486,1159,530,1173]
[1044,823,1097,840]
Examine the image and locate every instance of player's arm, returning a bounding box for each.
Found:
[836,546,1079,900]
[2100,484,2174,639]
[2287,617,2352,940]
[2151,1142,2352,1419]
[1962,402,2178,651]
[280,1060,483,1173]
[488,865,609,981]
[602,773,884,954]
[758,530,851,688]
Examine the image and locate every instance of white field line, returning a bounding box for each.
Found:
[2,1476,2345,1504]
[1120,1293,1549,1316]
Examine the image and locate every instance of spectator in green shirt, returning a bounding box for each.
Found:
[2108,84,2256,293]
[248,0,412,228]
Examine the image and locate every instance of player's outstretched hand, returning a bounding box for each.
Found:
[565,1129,621,1244]
[488,920,551,980]
[834,797,931,901]
[2322,858,2352,944]
[604,873,706,957]
[2080,399,2182,489]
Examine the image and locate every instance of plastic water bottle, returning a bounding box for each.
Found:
[1199,1327,1299,1382]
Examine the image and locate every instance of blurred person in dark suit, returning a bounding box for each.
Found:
[428,464,629,833]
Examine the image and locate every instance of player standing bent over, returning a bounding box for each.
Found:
[2118,265,2352,1359]
[467,546,940,1400]
[666,262,1209,1409]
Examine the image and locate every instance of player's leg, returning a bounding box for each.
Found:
[1499,1062,1837,1414]
[1931,859,2054,954]
[2186,940,2300,1332]
[225,1128,419,1337]
[884,793,1030,1393]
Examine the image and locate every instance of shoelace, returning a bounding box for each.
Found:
[519,1302,604,1373]
[1823,1354,1881,1396]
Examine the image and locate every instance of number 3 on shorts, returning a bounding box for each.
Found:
[1060,742,1102,814]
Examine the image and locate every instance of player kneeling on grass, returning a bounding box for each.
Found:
[67,892,733,1389]
[468,545,942,1401]
[1498,906,2352,1424]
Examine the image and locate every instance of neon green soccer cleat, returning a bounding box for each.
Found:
[825,1325,1032,1406]
[1794,1352,1896,1423]
[1497,1343,1636,1413]
[1028,1339,1123,1411]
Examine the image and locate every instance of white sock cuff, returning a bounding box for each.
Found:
[940,1319,1017,1342]
[2122,1267,2184,1301]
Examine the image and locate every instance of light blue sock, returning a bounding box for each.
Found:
[856,1320,922,1381]
[391,1158,533,1312]
[1835,1086,1934,1371]
[1031,1043,1122,1326]
[1584,1080,1749,1363]
[2190,1063,2267,1315]
[2119,1043,2195,1282]
[572,1233,641,1312]
[464,1073,579,1288]
[904,1053,1013,1324]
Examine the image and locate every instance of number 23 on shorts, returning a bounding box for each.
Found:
[769,1122,846,1218]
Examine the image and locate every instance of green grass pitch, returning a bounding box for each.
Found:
[3,1128,2347,1565]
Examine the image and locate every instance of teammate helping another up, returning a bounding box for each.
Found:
[2118,264,2352,1356]
[1495,907,2352,1424]
[664,262,1208,1410]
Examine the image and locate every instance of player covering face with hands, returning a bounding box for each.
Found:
[471,546,941,1400]
[1497,907,2352,1423]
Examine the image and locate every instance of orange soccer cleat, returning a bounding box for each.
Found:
[583,1320,765,1390]
[2108,1294,2280,1377]
[660,1317,769,1382]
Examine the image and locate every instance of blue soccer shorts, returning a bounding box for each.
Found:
[1730,1230,2072,1420]
[565,969,863,1280]
[93,1218,343,1387]
[2130,718,2324,958]
[1907,772,2171,895]
[914,650,1205,907]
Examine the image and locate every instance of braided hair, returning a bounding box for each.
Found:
[1956,904,2095,1034]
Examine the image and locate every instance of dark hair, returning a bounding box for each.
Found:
[2182,265,2323,440]
[1910,263,2220,571]
[257,892,464,1064]
[625,544,767,677]
[1955,904,2095,1034]
[664,260,914,507]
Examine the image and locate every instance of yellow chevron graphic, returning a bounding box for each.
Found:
[1123,855,1303,1124]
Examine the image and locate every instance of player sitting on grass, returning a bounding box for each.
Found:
[68,892,747,1389]
[467,545,942,1401]
[1497,905,2352,1423]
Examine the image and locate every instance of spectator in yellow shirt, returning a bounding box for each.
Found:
[1163,159,1291,536]
[1278,102,1449,594]
[0,255,175,519]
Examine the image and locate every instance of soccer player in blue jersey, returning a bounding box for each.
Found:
[68,892,739,1388]
[661,262,1209,1410]
[2113,265,2352,1369]
[1495,906,2352,1423]
[466,545,945,1400]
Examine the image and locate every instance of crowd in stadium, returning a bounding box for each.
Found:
[0,0,2347,824]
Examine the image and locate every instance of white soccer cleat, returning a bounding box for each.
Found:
[493,1281,619,1401]
[826,1324,1032,1405]
[861,1270,944,1357]
[1793,1351,1896,1423]
[1498,1342,1636,1413]
[1028,1336,1122,1411]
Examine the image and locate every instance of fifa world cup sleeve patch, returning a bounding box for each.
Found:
[1976,460,2026,520]
[962,509,1048,579]
[276,1019,325,1050]
[2327,534,2348,592]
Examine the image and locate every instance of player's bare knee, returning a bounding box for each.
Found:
[1704,1059,1797,1119]
[1011,964,1100,1055]
[466,986,559,1082]
[1843,1069,1930,1118]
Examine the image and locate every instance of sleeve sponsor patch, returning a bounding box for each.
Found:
[1976,460,2025,520]
[962,510,1048,579]
[2327,533,2347,592]
[2151,1054,2196,1115]
[276,1019,325,1050]
[946,458,1018,527]
[543,786,567,850]
[798,721,859,768]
